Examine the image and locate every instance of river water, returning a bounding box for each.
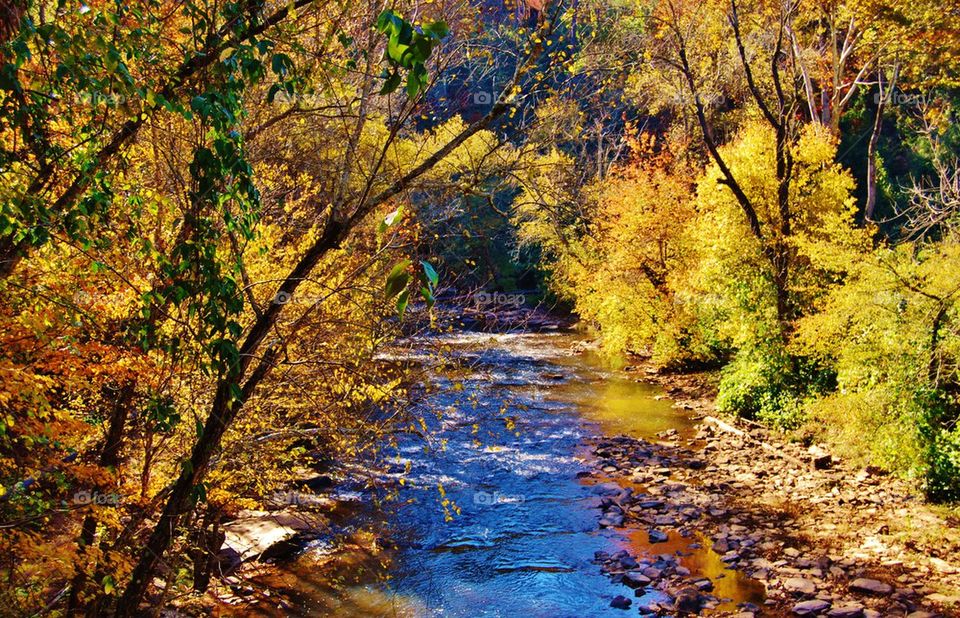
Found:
[249,332,764,616]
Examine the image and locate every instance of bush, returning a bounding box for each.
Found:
[717,348,836,430]
[915,388,960,502]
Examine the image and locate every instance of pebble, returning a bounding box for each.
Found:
[673,587,703,613]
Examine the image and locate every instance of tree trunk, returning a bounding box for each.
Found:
[865,66,898,222]
[65,383,135,615]
[190,509,223,593]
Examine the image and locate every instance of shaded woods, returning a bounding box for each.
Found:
[0,0,958,615]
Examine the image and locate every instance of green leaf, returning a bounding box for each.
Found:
[396,289,410,317]
[271,53,292,77]
[385,260,411,298]
[191,482,207,504]
[405,70,420,97]
[420,260,439,287]
[423,21,450,39]
[380,71,402,94]
[228,382,243,402]
[420,285,435,309]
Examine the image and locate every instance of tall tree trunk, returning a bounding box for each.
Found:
[65,383,135,615]
[865,65,898,222]
[189,509,223,593]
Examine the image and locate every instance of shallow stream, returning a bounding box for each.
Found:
[252,332,764,616]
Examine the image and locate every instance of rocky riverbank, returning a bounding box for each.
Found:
[586,361,960,617]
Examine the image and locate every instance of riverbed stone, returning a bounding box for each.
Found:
[610,595,632,609]
[619,555,639,569]
[600,513,624,528]
[622,571,652,588]
[674,587,704,614]
[850,578,892,595]
[647,528,669,543]
[221,510,313,562]
[827,604,864,617]
[793,599,831,615]
[641,566,662,579]
[785,578,818,595]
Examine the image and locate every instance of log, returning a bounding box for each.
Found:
[702,415,808,468]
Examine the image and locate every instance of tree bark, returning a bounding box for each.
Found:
[866,65,898,222]
[65,383,135,616]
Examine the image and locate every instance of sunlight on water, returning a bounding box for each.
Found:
[251,333,763,616]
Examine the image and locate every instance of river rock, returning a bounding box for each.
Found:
[619,554,639,569]
[793,599,831,615]
[808,445,833,470]
[850,578,892,595]
[622,571,652,588]
[294,474,333,492]
[610,595,632,609]
[216,546,242,575]
[600,513,625,528]
[641,566,662,580]
[648,528,669,543]
[674,587,704,614]
[221,510,313,562]
[784,577,817,595]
